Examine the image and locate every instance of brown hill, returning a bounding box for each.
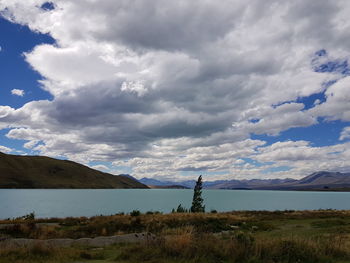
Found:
[0,152,148,189]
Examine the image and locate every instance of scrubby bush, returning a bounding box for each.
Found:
[172,204,188,213]
[130,210,141,217]
[23,212,35,221]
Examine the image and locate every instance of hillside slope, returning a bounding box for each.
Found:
[0,152,148,189]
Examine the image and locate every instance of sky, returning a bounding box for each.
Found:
[0,1,350,181]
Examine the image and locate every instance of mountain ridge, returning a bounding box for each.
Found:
[0,152,148,189]
[2,151,348,191]
[140,171,350,191]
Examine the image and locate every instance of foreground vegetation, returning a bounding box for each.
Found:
[1,210,350,263]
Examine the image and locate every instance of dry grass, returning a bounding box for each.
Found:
[117,231,350,263]
[1,210,350,239]
[0,243,78,263]
[0,212,248,239]
[1,210,350,262]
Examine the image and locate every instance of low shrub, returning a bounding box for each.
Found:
[130,210,141,217]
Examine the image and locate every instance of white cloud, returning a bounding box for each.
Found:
[234,103,317,136]
[0,145,12,153]
[121,81,147,97]
[251,140,350,179]
[23,140,40,149]
[111,138,350,180]
[1,1,350,179]
[340,127,350,141]
[309,76,350,121]
[11,89,25,97]
[90,164,109,172]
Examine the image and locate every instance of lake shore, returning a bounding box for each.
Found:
[1,210,350,262]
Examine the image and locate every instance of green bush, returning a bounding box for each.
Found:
[130,210,141,217]
[172,204,188,213]
[21,212,35,221]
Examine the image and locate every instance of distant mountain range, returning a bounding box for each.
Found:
[2,150,349,191]
[140,171,350,191]
[0,152,147,189]
[139,177,297,189]
[148,184,189,189]
[139,178,197,188]
[256,171,350,191]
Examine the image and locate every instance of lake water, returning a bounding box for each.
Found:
[1,189,350,219]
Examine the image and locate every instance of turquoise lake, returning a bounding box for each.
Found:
[1,189,350,219]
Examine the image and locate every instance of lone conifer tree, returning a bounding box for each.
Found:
[190,175,205,212]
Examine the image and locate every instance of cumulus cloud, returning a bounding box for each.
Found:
[340,127,350,141]
[1,0,350,179]
[251,140,350,179]
[113,139,350,180]
[0,145,12,153]
[11,89,25,97]
[309,77,350,121]
[234,103,317,136]
[90,164,109,172]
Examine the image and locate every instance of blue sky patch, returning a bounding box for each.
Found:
[41,2,55,11]
[0,17,54,109]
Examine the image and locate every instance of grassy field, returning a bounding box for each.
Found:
[1,210,350,263]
